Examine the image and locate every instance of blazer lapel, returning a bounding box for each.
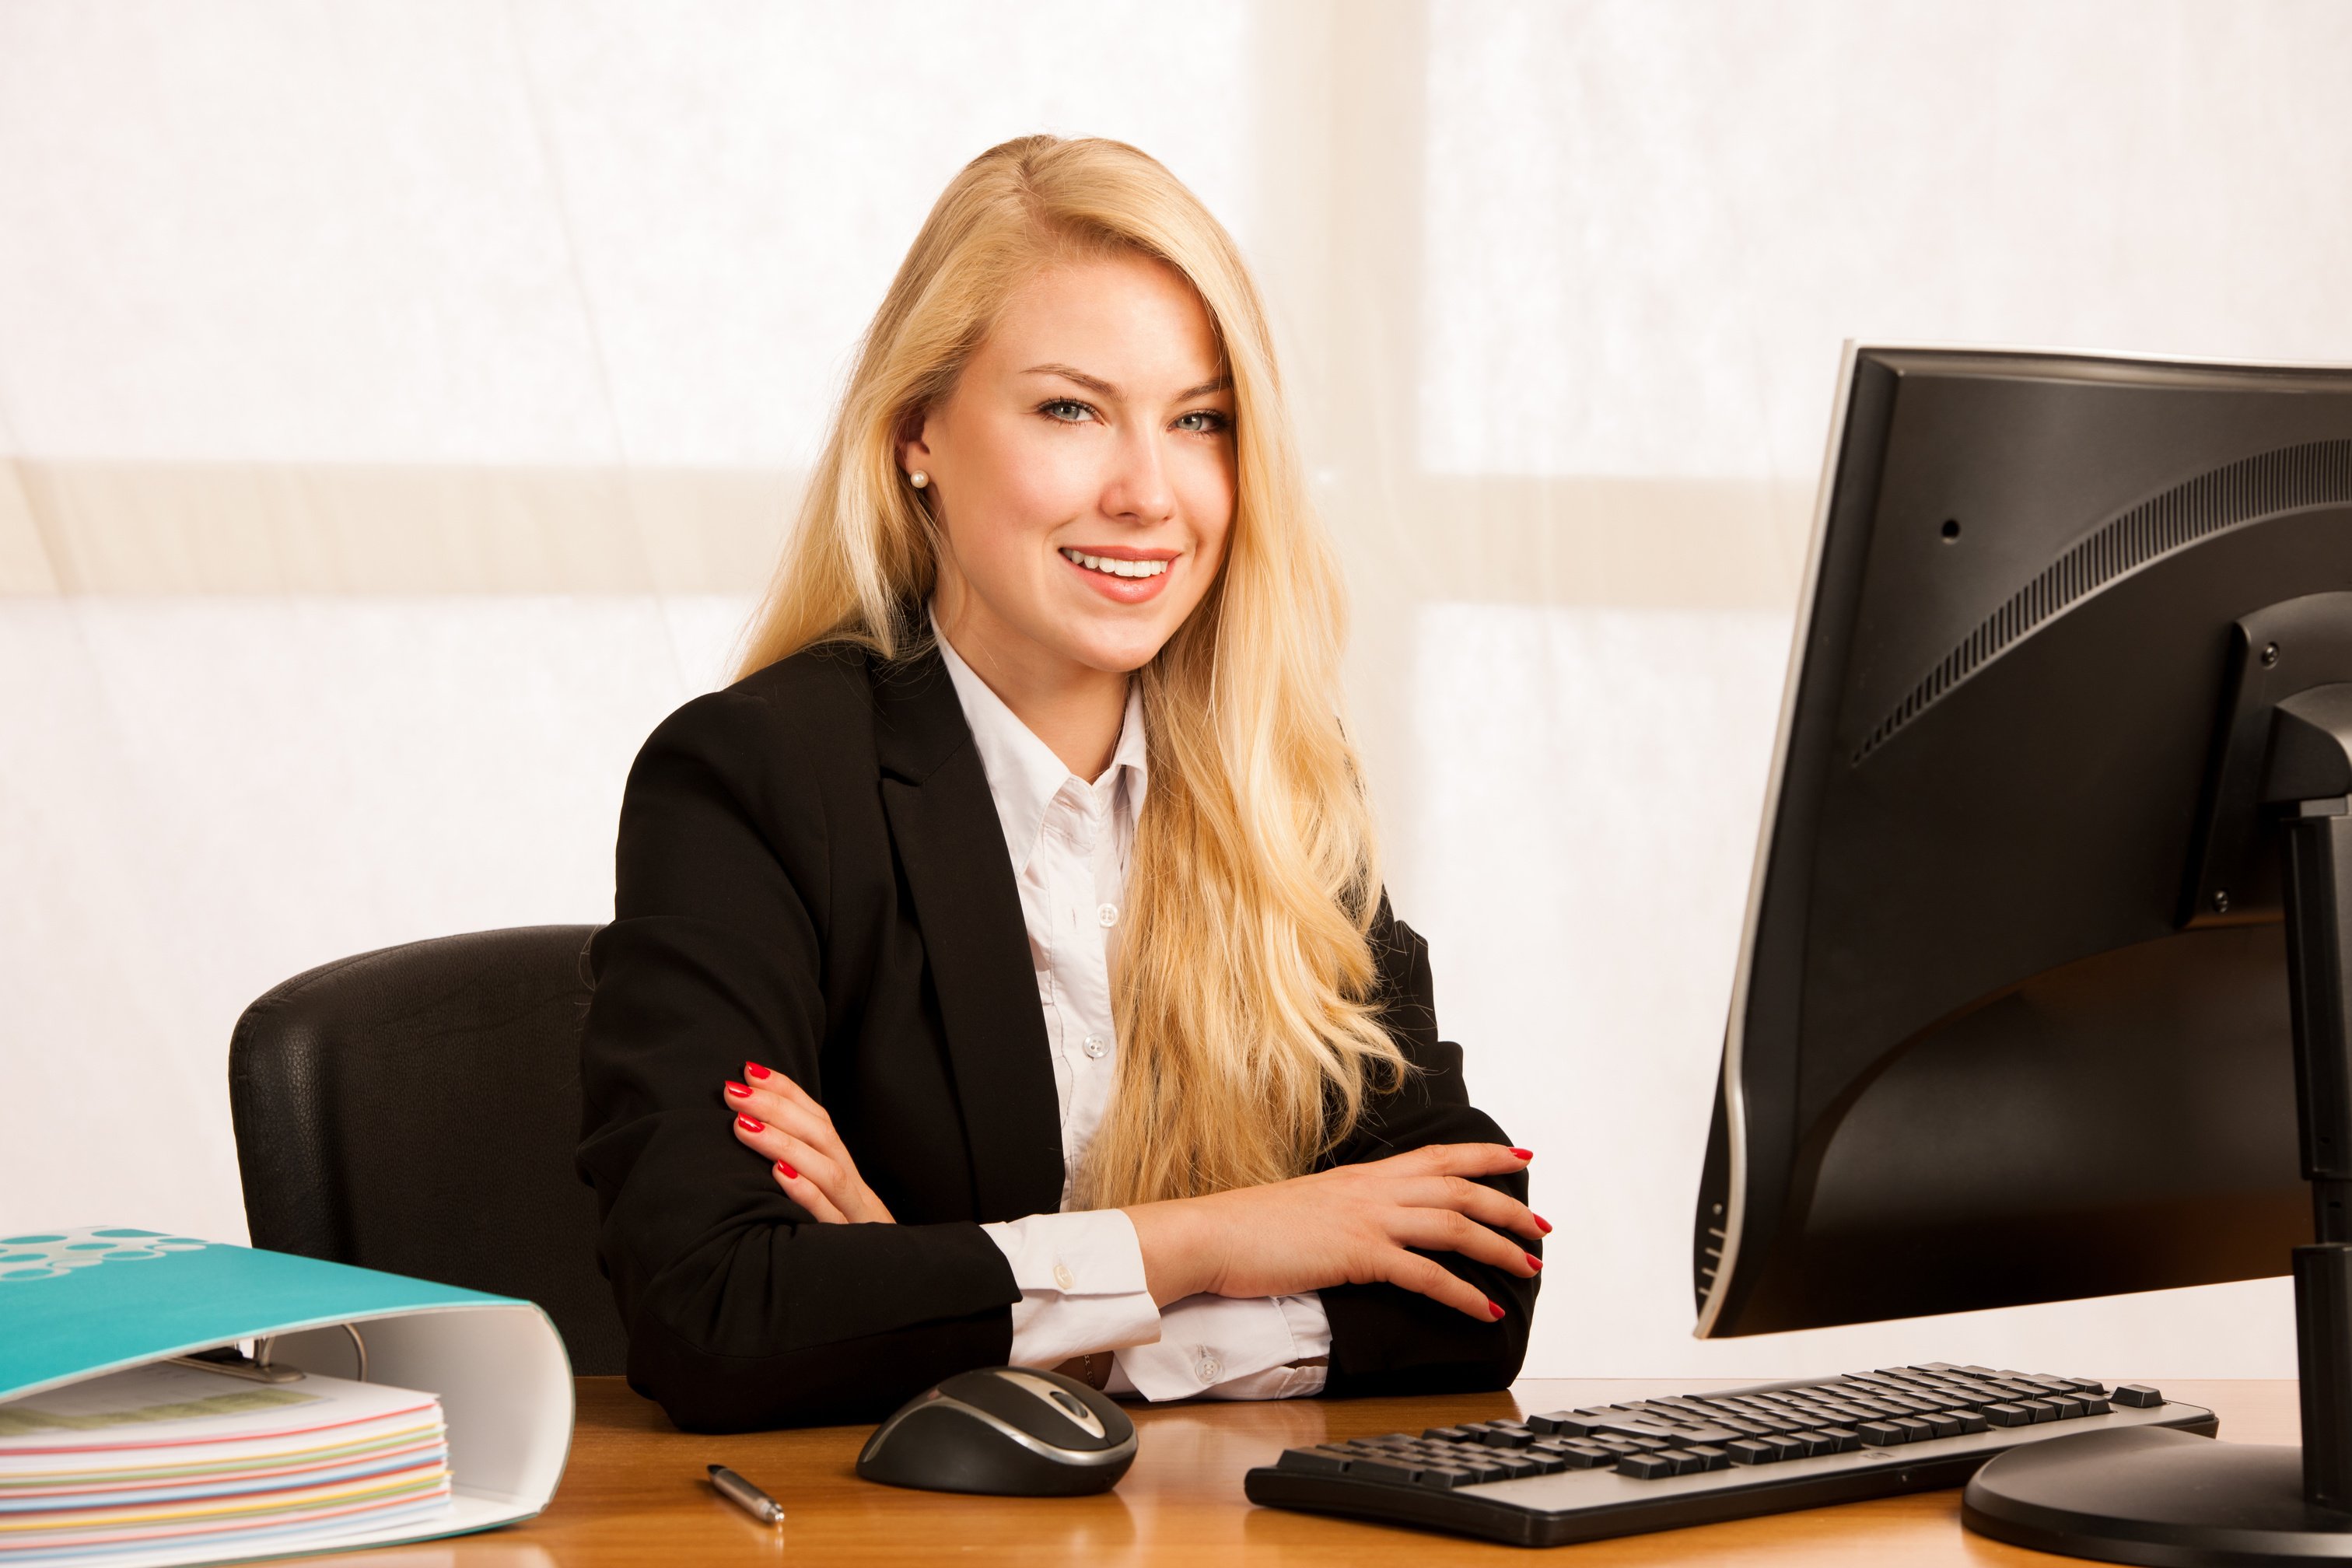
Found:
[871,647,1068,1221]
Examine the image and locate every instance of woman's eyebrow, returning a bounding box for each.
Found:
[1022,362,1118,396]
[1020,363,1234,401]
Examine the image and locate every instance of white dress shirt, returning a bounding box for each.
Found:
[933,614,1331,1402]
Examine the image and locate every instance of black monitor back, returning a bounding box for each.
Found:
[1696,345,2352,1337]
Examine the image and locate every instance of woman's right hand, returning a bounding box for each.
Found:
[1121,1143,1546,1322]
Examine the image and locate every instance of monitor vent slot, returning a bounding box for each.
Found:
[1849,439,2352,765]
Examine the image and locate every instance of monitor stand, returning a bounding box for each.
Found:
[1965,680,2352,1566]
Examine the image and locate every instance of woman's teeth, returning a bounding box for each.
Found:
[1060,548,1169,579]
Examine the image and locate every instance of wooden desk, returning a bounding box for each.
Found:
[319,1377,2299,1566]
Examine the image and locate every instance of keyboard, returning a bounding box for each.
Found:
[1243,1363,2216,1548]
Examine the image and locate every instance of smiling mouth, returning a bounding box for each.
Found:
[1059,548,1170,579]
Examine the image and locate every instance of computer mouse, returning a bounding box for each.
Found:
[855,1366,1138,1496]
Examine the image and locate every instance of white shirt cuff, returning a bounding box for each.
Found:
[979,1209,1161,1369]
[1109,1291,1330,1402]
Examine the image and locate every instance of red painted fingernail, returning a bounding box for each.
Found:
[775,1159,798,1180]
[1534,1213,1553,1234]
[1510,1147,1534,1160]
[724,1080,751,1098]
[1487,1300,1505,1320]
[1524,1252,1542,1271]
[745,1062,771,1080]
[735,1114,764,1133]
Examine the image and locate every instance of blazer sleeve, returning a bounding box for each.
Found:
[576,685,1021,1432]
[1314,905,1540,1397]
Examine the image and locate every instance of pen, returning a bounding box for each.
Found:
[706,1463,785,1525]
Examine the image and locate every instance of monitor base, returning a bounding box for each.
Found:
[1964,1426,2352,1566]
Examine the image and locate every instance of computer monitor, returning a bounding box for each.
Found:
[1689,345,2352,1559]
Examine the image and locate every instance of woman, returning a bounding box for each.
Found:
[578,135,1543,1433]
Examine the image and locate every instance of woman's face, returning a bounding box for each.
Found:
[906,250,1237,685]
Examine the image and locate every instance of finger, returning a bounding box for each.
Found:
[730,1112,848,1201]
[723,1083,894,1221]
[1379,1142,1535,1180]
[744,1061,831,1126]
[1391,1175,1547,1243]
[1389,1206,1542,1279]
[1379,1249,1505,1322]
[770,1154,849,1223]
[723,1080,848,1160]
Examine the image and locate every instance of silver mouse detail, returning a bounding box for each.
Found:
[856,1365,1138,1496]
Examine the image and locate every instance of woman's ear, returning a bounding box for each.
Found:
[894,406,934,482]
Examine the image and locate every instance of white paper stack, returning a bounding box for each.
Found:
[0,1361,452,1566]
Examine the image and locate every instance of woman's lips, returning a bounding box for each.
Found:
[1058,545,1174,603]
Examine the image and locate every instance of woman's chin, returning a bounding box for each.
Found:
[1052,617,1181,677]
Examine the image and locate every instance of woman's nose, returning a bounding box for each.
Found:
[1102,429,1177,523]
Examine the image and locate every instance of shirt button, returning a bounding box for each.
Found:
[1098,903,1119,927]
[1194,1349,1223,1383]
[1053,1261,1076,1291]
[1083,1034,1108,1059]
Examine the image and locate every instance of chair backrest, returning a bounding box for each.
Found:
[227,924,627,1376]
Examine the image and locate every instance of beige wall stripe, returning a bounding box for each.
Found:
[0,460,1807,608]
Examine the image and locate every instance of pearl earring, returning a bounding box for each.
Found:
[908,470,929,489]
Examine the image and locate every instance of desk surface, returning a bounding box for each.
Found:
[322,1377,2299,1566]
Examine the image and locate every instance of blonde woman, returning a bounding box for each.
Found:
[578,135,1543,1431]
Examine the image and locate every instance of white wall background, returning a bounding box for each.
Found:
[7,0,2352,1381]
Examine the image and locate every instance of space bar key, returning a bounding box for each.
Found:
[1587,1419,1745,1446]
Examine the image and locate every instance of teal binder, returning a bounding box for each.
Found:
[0,1226,576,1562]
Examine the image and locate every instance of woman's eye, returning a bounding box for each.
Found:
[1040,400,1096,423]
[1174,410,1230,435]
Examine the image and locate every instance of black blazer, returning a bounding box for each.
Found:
[576,640,1537,1432]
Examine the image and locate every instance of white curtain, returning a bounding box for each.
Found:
[6,0,2348,1377]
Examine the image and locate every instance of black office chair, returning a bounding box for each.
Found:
[226,923,628,1376]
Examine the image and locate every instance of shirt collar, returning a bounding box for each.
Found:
[929,606,1150,870]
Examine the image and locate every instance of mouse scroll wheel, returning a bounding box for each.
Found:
[1049,1391,1089,1420]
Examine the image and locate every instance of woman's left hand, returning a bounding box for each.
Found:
[723,1063,897,1223]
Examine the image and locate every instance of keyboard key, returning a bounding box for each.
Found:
[1557,1445,1615,1469]
[1983,1404,2034,1427]
[1724,1439,1779,1465]
[2075,1394,2112,1416]
[1685,1444,1733,1470]
[1923,1415,1965,1438]
[1277,1447,1354,1475]
[1477,1427,1536,1449]
[1586,1417,1696,1444]
[2112,1384,2164,1409]
[1522,1412,1581,1435]
[1422,1425,1478,1443]
[1617,1453,1680,1479]
[1346,1457,1425,1484]
[1856,1422,1909,1445]
[2018,1400,2062,1423]
[1815,1426,1861,1451]
[1416,1465,1474,1489]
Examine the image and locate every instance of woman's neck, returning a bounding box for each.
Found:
[931,594,1130,780]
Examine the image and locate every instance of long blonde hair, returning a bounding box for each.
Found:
[737,135,1405,1207]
